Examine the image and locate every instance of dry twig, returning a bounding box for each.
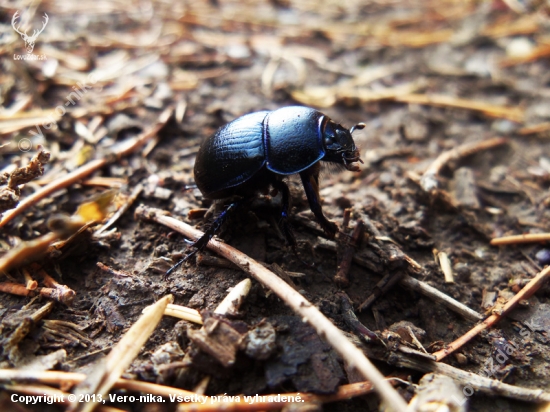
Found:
[518,123,550,135]
[214,278,252,315]
[436,251,454,284]
[335,219,364,286]
[0,282,33,297]
[153,304,203,325]
[357,270,407,312]
[420,137,508,193]
[393,95,523,122]
[490,233,550,246]
[391,351,550,403]
[400,275,483,322]
[32,264,75,306]
[2,301,55,360]
[0,232,58,274]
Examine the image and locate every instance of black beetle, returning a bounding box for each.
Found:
[167,106,364,275]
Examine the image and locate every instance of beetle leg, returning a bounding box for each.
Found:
[272,179,296,248]
[272,179,316,267]
[299,166,338,239]
[166,199,244,276]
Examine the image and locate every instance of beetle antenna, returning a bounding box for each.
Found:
[350,123,366,134]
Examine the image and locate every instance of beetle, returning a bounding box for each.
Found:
[167,106,364,275]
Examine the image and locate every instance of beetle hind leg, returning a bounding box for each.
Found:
[272,180,315,267]
[272,180,296,248]
[166,199,244,276]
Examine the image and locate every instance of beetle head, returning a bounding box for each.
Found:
[321,120,364,171]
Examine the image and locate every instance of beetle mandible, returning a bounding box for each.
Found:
[167,106,364,275]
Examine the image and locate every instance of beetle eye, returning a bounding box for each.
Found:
[322,121,340,150]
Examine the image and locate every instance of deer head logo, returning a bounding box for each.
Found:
[12,11,49,54]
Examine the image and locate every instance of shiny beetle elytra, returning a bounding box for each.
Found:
[167,106,364,275]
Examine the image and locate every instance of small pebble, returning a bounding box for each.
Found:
[455,353,468,365]
[535,249,550,266]
[378,171,393,187]
[245,323,276,360]
[475,247,487,259]
[453,262,471,282]
[506,37,535,59]
[226,44,251,59]
[491,119,517,135]
[153,187,173,200]
[155,244,169,256]
[402,117,429,141]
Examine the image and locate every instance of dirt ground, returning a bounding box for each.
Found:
[1,1,550,411]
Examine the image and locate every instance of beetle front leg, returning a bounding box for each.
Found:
[299,166,338,239]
